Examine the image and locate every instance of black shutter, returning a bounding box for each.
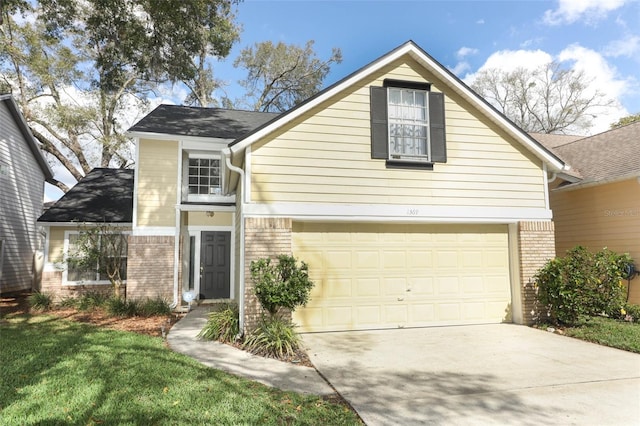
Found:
[429,91,446,163]
[370,86,388,159]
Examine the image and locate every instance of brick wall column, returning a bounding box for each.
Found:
[126,236,175,301]
[243,217,292,332]
[518,221,556,324]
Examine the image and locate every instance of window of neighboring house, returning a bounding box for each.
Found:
[66,232,128,284]
[183,153,224,202]
[370,79,446,168]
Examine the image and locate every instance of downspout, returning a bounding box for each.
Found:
[171,205,181,309]
[223,147,246,332]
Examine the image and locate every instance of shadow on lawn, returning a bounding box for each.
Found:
[0,316,319,425]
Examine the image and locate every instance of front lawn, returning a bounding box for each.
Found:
[562,316,640,353]
[0,315,360,425]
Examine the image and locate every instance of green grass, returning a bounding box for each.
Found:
[0,315,360,425]
[563,317,640,353]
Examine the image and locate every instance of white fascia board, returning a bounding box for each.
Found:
[128,130,232,147]
[37,222,132,228]
[177,204,236,212]
[229,42,565,173]
[243,202,552,223]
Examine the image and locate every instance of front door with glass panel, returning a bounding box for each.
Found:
[199,231,231,299]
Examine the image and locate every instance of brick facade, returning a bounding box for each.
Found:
[40,270,116,301]
[243,217,292,332]
[517,221,556,324]
[126,235,176,301]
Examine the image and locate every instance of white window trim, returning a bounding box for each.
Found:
[62,230,131,286]
[182,150,231,203]
[387,87,432,162]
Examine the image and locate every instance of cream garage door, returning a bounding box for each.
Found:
[292,223,512,332]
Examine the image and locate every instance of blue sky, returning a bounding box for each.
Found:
[209,0,640,133]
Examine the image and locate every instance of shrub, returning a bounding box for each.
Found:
[243,316,300,358]
[28,292,53,311]
[106,297,140,317]
[140,297,172,317]
[535,246,630,325]
[76,291,109,311]
[197,303,239,343]
[250,254,315,317]
[619,304,640,323]
[57,296,79,309]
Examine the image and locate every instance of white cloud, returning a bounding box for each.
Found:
[543,0,627,25]
[456,47,478,59]
[449,61,470,76]
[604,35,640,57]
[465,47,630,134]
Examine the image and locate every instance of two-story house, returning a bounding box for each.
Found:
[0,94,53,294]
[39,41,566,332]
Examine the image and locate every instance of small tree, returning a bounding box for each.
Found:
[67,223,128,297]
[250,254,315,317]
[534,246,630,325]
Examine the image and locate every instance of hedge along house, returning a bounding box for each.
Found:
[124,41,567,332]
[0,94,53,294]
[538,123,640,305]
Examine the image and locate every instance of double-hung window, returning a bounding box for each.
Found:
[66,232,128,284]
[183,152,224,202]
[370,79,446,168]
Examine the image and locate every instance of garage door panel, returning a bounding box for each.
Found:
[292,223,511,332]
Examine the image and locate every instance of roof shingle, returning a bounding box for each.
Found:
[38,168,133,223]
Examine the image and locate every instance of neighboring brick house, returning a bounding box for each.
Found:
[534,123,640,304]
[40,41,566,331]
[0,94,53,294]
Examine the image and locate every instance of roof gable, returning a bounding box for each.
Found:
[228,40,565,173]
[0,94,53,180]
[128,104,278,140]
[38,168,134,223]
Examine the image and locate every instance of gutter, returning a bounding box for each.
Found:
[223,148,246,333]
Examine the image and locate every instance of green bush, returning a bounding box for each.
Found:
[57,296,79,309]
[106,297,140,317]
[250,254,315,317]
[76,291,109,311]
[28,292,53,311]
[197,303,239,343]
[243,316,300,358]
[140,297,172,317]
[535,246,630,325]
[620,303,640,323]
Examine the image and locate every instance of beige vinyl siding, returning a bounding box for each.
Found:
[47,226,132,266]
[250,59,545,208]
[185,212,234,227]
[136,138,178,227]
[0,101,46,292]
[550,179,640,303]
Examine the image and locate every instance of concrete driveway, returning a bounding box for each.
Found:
[302,324,640,425]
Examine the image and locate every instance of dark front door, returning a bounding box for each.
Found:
[200,231,231,299]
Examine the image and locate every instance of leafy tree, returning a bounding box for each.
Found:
[611,113,640,129]
[66,223,128,297]
[232,40,342,112]
[0,0,240,191]
[250,254,315,317]
[470,62,615,134]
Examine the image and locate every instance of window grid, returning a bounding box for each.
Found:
[388,88,429,159]
[67,233,128,283]
[188,158,221,196]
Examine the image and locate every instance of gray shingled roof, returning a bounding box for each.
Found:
[38,168,133,223]
[128,105,279,139]
[550,122,640,186]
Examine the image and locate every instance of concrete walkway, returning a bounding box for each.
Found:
[166,307,333,396]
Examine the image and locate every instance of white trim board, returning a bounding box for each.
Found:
[242,202,553,222]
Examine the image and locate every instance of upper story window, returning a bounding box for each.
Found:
[370,79,446,169]
[182,151,233,203]
[188,157,221,197]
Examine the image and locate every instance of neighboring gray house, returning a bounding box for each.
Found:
[0,94,53,293]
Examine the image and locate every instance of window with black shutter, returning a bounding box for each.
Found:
[370,79,446,169]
